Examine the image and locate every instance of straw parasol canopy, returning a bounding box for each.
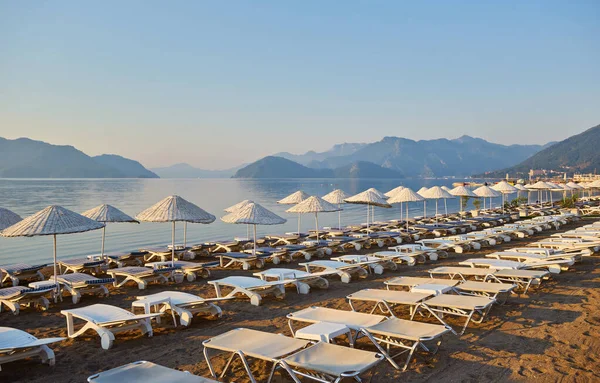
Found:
[286,196,340,240]
[224,199,255,239]
[422,186,454,222]
[492,181,518,212]
[384,186,405,198]
[224,199,254,213]
[441,186,452,192]
[323,189,349,229]
[345,189,391,231]
[417,187,430,217]
[82,204,139,260]
[527,181,554,206]
[449,186,477,211]
[0,208,22,231]
[278,190,309,234]
[1,205,105,290]
[566,182,583,190]
[367,188,386,199]
[136,195,215,266]
[221,202,286,256]
[473,185,501,210]
[387,188,424,230]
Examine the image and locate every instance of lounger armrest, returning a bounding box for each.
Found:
[97,313,161,326]
[84,278,115,285]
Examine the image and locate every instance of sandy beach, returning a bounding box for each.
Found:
[2,218,599,383]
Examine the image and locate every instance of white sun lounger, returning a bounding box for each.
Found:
[106,266,179,289]
[0,263,45,286]
[486,251,577,265]
[453,281,516,304]
[133,291,222,326]
[416,239,468,254]
[253,268,331,294]
[0,327,64,371]
[412,294,495,335]
[384,276,459,291]
[61,303,159,349]
[388,244,446,262]
[298,260,370,283]
[145,261,211,282]
[331,254,395,274]
[57,258,107,275]
[140,245,194,262]
[202,328,311,383]
[459,258,570,274]
[491,269,550,294]
[271,341,384,382]
[51,273,114,304]
[287,306,448,371]
[428,266,496,281]
[207,276,286,306]
[372,251,418,266]
[346,289,432,317]
[87,361,219,382]
[0,286,54,315]
[215,252,270,270]
[88,251,147,267]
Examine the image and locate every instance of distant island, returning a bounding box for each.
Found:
[477,123,600,178]
[0,137,158,178]
[151,163,244,179]
[233,156,404,178]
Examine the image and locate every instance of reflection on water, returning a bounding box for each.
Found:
[0,178,549,265]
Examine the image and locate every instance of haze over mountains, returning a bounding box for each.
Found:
[482,123,600,177]
[0,138,158,178]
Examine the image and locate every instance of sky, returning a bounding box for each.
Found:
[1,1,599,169]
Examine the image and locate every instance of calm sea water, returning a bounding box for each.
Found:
[0,178,546,265]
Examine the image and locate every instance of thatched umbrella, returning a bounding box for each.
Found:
[322,189,349,229]
[528,181,553,207]
[492,181,518,213]
[566,182,584,198]
[224,200,254,238]
[345,189,391,231]
[513,183,528,202]
[221,202,286,256]
[82,204,138,261]
[286,196,340,241]
[422,186,454,223]
[1,206,105,290]
[278,191,309,234]
[136,196,215,266]
[387,188,424,230]
[366,188,386,222]
[417,187,430,218]
[449,185,477,212]
[441,186,452,192]
[473,185,501,210]
[0,208,22,231]
[384,186,405,221]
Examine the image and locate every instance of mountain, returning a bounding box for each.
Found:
[151,163,242,178]
[0,137,157,178]
[93,154,158,178]
[232,156,403,179]
[480,124,600,177]
[332,161,403,178]
[293,135,543,177]
[274,143,367,166]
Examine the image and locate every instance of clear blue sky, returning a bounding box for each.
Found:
[1,1,598,169]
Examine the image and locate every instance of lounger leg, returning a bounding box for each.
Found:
[39,345,56,366]
[2,300,19,315]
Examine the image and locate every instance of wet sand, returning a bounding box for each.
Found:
[2,219,599,382]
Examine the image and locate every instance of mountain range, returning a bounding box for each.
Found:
[238,135,548,179]
[0,137,158,178]
[232,156,404,178]
[480,123,600,177]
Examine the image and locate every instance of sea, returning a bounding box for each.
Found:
[0,178,553,265]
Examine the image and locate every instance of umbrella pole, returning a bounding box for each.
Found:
[101,226,106,262]
[338,203,341,229]
[253,224,257,256]
[423,201,426,219]
[406,201,409,231]
[444,198,447,217]
[400,201,403,222]
[315,212,319,241]
[171,221,176,267]
[435,200,438,224]
[366,205,370,232]
[183,222,187,248]
[53,234,59,292]
[297,213,301,235]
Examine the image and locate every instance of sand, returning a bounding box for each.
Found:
[1,219,599,382]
